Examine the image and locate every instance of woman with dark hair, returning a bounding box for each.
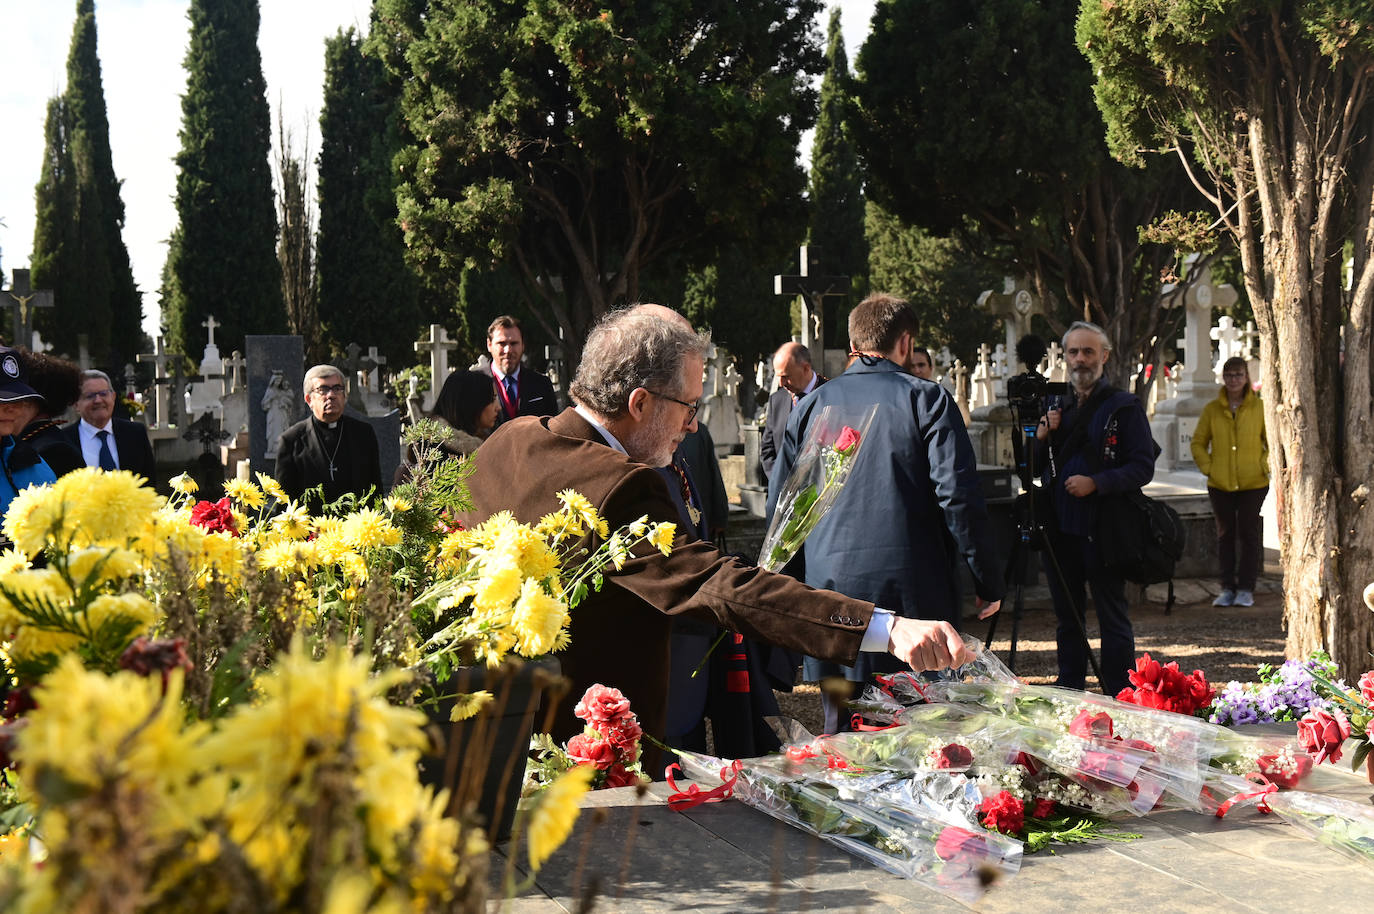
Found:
[1191,356,1268,607]
[394,371,498,486]
[14,349,83,478]
[432,370,500,454]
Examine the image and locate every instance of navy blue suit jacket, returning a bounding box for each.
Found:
[767,357,1004,680]
[61,418,156,482]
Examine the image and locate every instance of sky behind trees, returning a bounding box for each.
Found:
[0,0,872,344]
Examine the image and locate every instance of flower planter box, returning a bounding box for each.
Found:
[418,655,562,842]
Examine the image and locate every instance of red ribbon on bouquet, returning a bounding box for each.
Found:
[850,713,899,732]
[665,759,743,811]
[1215,772,1277,818]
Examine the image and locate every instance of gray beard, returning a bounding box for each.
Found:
[623,409,678,468]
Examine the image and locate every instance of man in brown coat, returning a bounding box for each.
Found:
[460,308,972,753]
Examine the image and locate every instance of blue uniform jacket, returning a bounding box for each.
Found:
[767,357,1004,681]
[1,436,57,516]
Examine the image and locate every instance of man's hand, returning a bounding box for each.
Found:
[975,597,1002,620]
[1063,474,1098,498]
[888,618,975,672]
[1036,408,1062,441]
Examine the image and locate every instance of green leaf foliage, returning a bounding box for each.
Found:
[367,0,824,367]
[165,0,286,359]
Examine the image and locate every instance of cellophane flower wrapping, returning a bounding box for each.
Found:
[676,749,1022,901]
[757,404,878,572]
[1264,790,1374,866]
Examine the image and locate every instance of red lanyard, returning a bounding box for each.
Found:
[495,372,520,418]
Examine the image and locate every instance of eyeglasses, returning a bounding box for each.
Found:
[81,388,115,401]
[310,383,346,396]
[647,390,699,424]
[1222,372,1247,379]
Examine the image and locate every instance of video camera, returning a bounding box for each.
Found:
[1005,334,1069,423]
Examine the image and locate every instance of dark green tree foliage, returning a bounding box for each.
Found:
[31,0,143,364]
[315,26,430,365]
[165,0,284,359]
[368,0,823,367]
[808,8,868,344]
[275,117,324,365]
[1077,0,1374,666]
[852,0,1201,388]
[866,203,1000,365]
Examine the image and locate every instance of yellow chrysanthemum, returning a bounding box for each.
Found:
[527,763,593,870]
[447,690,494,722]
[223,478,266,510]
[3,482,64,557]
[169,472,199,495]
[383,495,411,514]
[66,547,143,585]
[83,592,157,635]
[0,831,27,864]
[0,567,73,612]
[258,540,313,574]
[647,522,676,556]
[556,490,604,536]
[510,579,568,656]
[339,508,401,551]
[472,558,522,613]
[56,469,165,548]
[271,504,312,541]
[256,472,288,504]
[8,625,84,661]
[0,548,30,577]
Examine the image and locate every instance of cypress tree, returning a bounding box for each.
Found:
[807,8,867,344]
[315,25,426,365]
[165,0,284,359]
[32,0,142,364]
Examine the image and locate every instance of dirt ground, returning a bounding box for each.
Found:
[773,572,1288,736]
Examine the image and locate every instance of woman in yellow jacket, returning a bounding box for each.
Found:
[1190,357,1268,607]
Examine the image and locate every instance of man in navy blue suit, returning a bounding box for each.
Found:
[484,316,558,426]
[62,370,156,482]
[769,295,1004,733]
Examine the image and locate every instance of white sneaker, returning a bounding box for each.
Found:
[1234,590,1254,607]
[1213,590,1235,607]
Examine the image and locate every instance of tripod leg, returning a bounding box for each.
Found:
[985,531,1030,673]
[1040,534,1106,689]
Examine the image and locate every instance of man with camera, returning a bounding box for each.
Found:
[1035,321,1155,696]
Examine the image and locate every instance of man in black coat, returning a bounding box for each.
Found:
[275,365,382,513]
[758,341,825,485]
[483,315,558,427]
[62,369,156,481]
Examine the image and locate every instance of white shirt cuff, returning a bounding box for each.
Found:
[860,607,894,652]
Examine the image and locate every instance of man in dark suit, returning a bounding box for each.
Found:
[768,295,1004,733]
[484,315,558,426]
[459,307,974,760]
[275,365,383,513]
[63,369,156,482]
[758,341,825,485]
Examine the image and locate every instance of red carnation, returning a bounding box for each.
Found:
[574,684,632,725]
[1257,752,1314,790]
[602,763,640,789]
[190,497,239,536]
[934,743,974,769]
[1031,797,1057,819]
[1298,708,1352,765]
[566,732,617,770]
[977,790,1025,835]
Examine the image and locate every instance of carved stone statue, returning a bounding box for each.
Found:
[261,369,294,459]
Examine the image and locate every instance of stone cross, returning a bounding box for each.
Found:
[2,269,54,348]
[169,356,186,428]
[1165,254,1237,400]
[123,363,137,397]
[415,324,458,410]
[362,346,388,393]
[29,330,53,353]
[1045,341,1065,381]
[952,359,972,425]
[222,350,247,394]
[137,336,174,428]
[977,276,1046,356]
[1211,315,1244,364]
[773,245,849,357]
[202,314,221,348]
[544,327,569,402]
[972,344,995,409]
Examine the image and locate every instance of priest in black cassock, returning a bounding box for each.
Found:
[275,365,382,514]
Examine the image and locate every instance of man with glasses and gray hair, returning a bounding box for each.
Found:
[62,369,155,482]
[275,364,382,513]
[460,306,976,768]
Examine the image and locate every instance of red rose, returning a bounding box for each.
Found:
[1358,671,1374,705]
[977,790,1025,835]
[1298,708,1352,765]
[1031,797,1057,818]
[602,763,640,789]
[574,684,632,725]
[833,426,861,456]
[934,826,987,862]
[1257,753,1314,790]
[1012,751,1040,776]
[566,733,617,770]
[190,497,239,536]
[934,743,974,769]
[1068,710,1115,740]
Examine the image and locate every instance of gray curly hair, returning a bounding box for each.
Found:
[570,309,710,418]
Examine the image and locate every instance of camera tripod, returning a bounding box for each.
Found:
[983,403,1103,686]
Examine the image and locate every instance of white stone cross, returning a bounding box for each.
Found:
[202,314,221,348]
[1210,315,1245,372]
[362,345,388,393]
[137,336,173,428]
[415,324,458,410]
